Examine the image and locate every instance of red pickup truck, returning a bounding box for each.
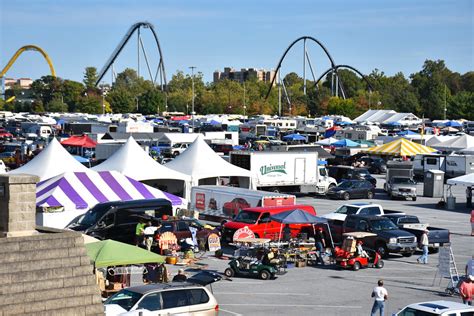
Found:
[222,205,316,242]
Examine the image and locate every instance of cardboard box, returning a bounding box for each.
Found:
[295,260,307,268]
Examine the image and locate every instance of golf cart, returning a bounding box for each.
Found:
[224,238,286,280]
[334,232,384,271]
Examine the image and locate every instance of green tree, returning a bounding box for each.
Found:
[30,99,45,113]
[63,80,85,112]
[448,91,474,120]
[77,95,102,113]
[327,97,357,117]
[138,88,165,115]
[46,97,68,112]
[107,88,134,113]
[30,75,63,105]
[83,67,99,90]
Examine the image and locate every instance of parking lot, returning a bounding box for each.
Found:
[179,175,473,316]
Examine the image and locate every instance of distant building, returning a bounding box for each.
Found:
[213,67,276,85]
[4,77,33,90]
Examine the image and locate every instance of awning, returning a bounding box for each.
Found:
[364,138,436,156]
[61,135,98,148]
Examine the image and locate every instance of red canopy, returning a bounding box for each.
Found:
[61,135,97,148]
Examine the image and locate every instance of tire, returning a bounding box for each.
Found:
[224,268,234,278]
[259,270,271,280]
[328,184,336,191]
[413,197,417,201]
[343,192,350,200]
[376,243,389,259]
[173,152,180,157]
[428,247,439,254]
[367,191,374,199]
[272,188,280,194]
[352,261,361,271]
[376,260,384,269]
[402,252,413,257]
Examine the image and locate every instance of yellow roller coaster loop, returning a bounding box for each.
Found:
[0,45,56,79]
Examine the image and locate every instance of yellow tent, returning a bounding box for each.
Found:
[364,138,436,156]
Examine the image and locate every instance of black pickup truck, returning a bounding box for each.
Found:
[329,214,418,258]
[383,214,450,253]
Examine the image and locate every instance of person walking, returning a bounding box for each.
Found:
[314,226,326,265]
[371,279,388,316]
[135,218,146,246]
[417,229,429,264]
[459,275,473,305]
[466,187,472,208]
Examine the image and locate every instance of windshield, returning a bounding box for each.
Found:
[73,205,109,228]
[105,290,142,311]
[338,181,356,189]
[234,210,260,224]
[370,219,398,231]
[397,307,437,316]
[335,205,359,215]
[172,143,182,148]
[392,178,415,184]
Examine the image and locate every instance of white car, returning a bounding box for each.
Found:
[104,272,220,316]
[394,300,474,316]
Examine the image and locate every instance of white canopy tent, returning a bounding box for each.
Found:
[8,138,89,181]
[315,137,338,146]
[165,136,253,197]
[433,134,474,151]
[447,173,474,186]
[92,137,190,197]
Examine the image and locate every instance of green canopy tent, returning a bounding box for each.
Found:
[85,240,165,268]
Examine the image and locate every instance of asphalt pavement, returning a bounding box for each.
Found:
[172,175,473,316]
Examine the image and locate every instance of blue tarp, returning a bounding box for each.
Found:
[445,121,462,127]
[282,133,306,141]
[270,209,327,224]
[332,139,359,147]
[397,130,419,136]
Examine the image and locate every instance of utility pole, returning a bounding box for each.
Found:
[243,82,246,117]
[444,84,447,120]
[189,66,196,132]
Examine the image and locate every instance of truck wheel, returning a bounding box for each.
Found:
[428,247,439,254]
[173,152,180,157]
[272,188,280,193]
[367,191,374,199]
[402,252,413,257]
[259,270,271,280]
[343,192,350,200]
[376,260,384,269]
[376,243,389,259]
[224,268,234,278]
[352,261,361,271]
[412,196,417,201]
[328,184,336,191]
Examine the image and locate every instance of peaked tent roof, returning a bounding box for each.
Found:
[364,138,436,156]
[165,136,252,183]
[8,138,89,181]
[432,134,474,151]
[61,135,98,148]
[36,170,186,211]
[85,240,165,268]
[332,139,359,147]
[92,136,190,181]
[447,173,474,186]
[316,137,338,145]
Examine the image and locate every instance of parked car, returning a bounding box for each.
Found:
[386,176,417,201]
[210,143,234,155]
[394,300,474,316]
[322,202,404,222]
[329,214,418,258]
[67,199,173,244]
[357,156,387,174]
[327,180,375,200]
[222,205,316,242]
[384,214,450,253]
[328,165,377,187]
[104,271,221,316]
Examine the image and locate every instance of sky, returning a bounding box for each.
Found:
[1,0,472,85]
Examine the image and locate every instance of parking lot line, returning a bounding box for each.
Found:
[217,292,310,296]
[219,308,243,316]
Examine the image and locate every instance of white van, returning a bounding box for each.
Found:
[395,300,474,316]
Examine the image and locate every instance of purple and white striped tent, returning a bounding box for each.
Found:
[36,170,187,228]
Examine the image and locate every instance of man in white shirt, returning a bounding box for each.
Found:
[371,279,388,316]
[417,230,429,264]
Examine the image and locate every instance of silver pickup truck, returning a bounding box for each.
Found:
[386,176,417,201]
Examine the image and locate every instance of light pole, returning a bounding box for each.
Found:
[189,66,196,132]
[243,82,247,117]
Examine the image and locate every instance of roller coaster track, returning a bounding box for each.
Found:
[95,21,167,89]
[0,45,56,78]
[313,64,374,93]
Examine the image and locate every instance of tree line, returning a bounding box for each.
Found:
[1,59,473,120]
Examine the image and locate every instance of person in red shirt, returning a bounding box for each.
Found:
[460,275,474,305]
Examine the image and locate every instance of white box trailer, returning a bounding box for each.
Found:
[190,185,296,223]
[445,155,474,178]
[229,151,336,194]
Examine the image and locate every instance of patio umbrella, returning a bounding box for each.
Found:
[85,239,165,268]
[316,137,338,146]
[282,133,306,141]
[332,139,359,148]
[445,120,462,127]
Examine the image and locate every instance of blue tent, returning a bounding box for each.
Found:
[332,139,359,147]
[335,121,353,126]
[282,133,306,141]
[208,120,221,126]
[445,120,462,127]
[397,130,419,136]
